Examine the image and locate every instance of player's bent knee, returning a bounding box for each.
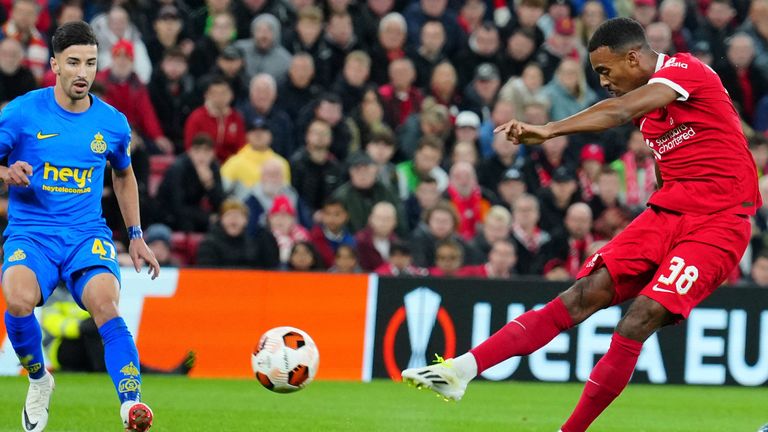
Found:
[559,267,615,325]
[1,266,41,316]
[616,296,672,342]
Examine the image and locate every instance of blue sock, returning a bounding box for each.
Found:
[98,317,142,403]
[4,311,46,379]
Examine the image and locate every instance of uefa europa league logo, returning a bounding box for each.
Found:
[404,287,442,369]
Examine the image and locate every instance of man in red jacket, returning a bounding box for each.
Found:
[184,75,246,163]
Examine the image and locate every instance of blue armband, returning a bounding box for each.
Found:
[128,225,143,240]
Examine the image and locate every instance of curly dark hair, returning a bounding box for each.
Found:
[587,17,648,53]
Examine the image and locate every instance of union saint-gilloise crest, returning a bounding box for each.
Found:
[91,132,107,154]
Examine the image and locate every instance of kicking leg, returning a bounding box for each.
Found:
[560,296,675,432]
[402,268,615,400]
[3,265,55,432]
[79,269,153,431]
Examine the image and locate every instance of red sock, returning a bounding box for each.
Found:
[469,297,573,374]
[561,333,643,432]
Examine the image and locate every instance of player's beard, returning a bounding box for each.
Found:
[67,79,91,101]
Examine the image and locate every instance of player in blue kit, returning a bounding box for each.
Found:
[0,22,160,431]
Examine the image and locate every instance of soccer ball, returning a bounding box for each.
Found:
[251,326,320,393]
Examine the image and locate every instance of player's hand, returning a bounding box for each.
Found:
[129,238,161,280]
[3,161,33,187]
[493,119,554,145]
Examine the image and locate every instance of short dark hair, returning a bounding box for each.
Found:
[204,75,231,92]
[163,46,187,61]
[52,21,98,54]
[323,196,347,211]
[587,17,648,53]
[190,133,214,148]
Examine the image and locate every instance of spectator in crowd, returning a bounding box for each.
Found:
[467,205,512,264]
[658,0,691,53]
[92,6,153,83]
[239,73,294,158]
[404,174,440,230]
[539,0,573,37]
[577,143,605,202]
[429,239,465,277]
[145,5,188,65]
[324,12,361,84]
[96,39,174,154]
[589,168,632,240]
[396,135,448,199]
[221,117,290,195]
[751,134,768,177]
[477,99,515,158]
[443,161,495,241]
[332,50,372,115]
[631,0,658,28]
[267,195,310,267]
[1,0,47,81]
[397,97,451,158]
[543,58,598,122]
[454,23,502,90]
[285,241,324,271]
[426,61,462,115]
[233,0,294,40]
[716,33,768,126]
[695,0,738,65]
[407,20,447,90]
[740,0,768,70]
[576,0,607,48]
[510,193,558,275]
[462,63,501,122]
[410,201,475,267]
[143,223,182,267]
[290,119,343,215]
[478,120,523,191]
[610,129,656,214]
[645,21,674,54]
[451,141,479,167]
[244,158,310,231]
[556,202,594,279]
[503,0,546,47]
[199,44,248,107]
[277,53,320,120]
[148,47,197,153]
[184,75,246,162]
[333,152,408,236]
[189,12,237,78]
[370,12,408,85]
[308,197,355,268]
[459,239,517,278]
[745,251,768,287]
[329,244,363,273]
[538,166,581,234]
[283,6,326,63]
[536,17,585,82]
[0,38,36,104]
[189,0,235,41]
[197,199,279,268]
[355,201,400,271]
[157,133,226,232]
[457,0,485,35]
[234,13,292,81]
[523,135,571,194]
[375,241,429,276]
[379,57,423,128]
[365,126,399,189]
[298,93,353,161]
[348,86,386,153]
[499,28,538,80]
[403,0,461,57]
[498,63,548,126]
[357,0,395,49]
[453,110,481,158]
[496,167,528,212]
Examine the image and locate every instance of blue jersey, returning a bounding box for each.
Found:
[0,87,131,235]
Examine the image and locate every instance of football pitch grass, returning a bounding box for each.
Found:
[0,374,765,431]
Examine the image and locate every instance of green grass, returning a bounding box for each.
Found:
[0,374,765,431]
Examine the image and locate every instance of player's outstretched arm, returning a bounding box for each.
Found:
[112,166,161,280]
[494,83,679,145]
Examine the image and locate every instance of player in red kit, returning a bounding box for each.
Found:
[401,17,761,432]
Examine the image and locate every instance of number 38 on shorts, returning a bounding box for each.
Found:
[656,256,699,295]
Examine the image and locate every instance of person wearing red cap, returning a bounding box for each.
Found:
[267,194,310,266]
[537,16,588,82]
[577,142,605,201]
[407,17,761,432]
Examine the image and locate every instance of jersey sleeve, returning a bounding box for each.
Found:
[647,56,705,102]
[107,113,132,171]
[0,99,22,160]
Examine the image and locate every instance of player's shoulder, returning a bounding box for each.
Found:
[656,52,701,73]
[2,87,50,116]
[90,94,131,133]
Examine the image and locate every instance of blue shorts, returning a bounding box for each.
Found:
[3,226,121,310]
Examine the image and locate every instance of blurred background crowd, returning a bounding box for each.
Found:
[0,0,767,285]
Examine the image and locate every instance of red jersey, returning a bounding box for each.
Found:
[636,52,761,216]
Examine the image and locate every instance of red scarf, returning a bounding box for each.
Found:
[447,185,483,240]
[566,234,593,278]
[513,223,543,253]
[579,169,596,202]
[622,152,656,207]
[738,69,755,118]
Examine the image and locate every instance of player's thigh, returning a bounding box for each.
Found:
[640,239,746,319]
[2,237,60,312]
[62,234,121,317]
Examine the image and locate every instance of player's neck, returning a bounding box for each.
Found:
[53,84,91,113]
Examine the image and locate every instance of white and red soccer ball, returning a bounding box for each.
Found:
[251,326,320,393]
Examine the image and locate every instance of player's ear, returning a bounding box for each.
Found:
[626,49,640,67]
[50,57,59,74]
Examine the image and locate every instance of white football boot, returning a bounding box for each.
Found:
[22,372,54,432]
[401,355,470,401]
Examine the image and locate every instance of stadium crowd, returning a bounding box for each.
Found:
[1,0,768,284]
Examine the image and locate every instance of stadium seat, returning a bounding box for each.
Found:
[170,231,206,266]
[148,155,176,198]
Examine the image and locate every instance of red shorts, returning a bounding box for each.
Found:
[576,207,750,318]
